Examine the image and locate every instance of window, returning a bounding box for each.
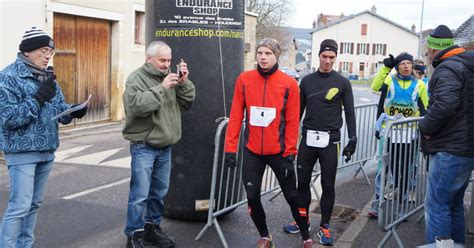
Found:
[361,24,368,36]
[341,62,350,72]
[357,43,369,55]
[340,42,354,54]
[134,11,145,45]
[372,43,386,55]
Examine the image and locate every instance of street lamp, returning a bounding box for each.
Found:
[418,0,425,58]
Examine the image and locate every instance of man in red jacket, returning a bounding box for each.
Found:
[224,38,314,248]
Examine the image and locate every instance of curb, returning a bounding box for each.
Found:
[334,195,375,247]
[59,122,123,140]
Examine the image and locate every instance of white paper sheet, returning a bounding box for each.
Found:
[52,94,92,120]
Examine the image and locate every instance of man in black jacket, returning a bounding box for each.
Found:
[283,39,357,246]
[419,24,474,245]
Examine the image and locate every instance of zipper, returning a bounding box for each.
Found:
[261,77,268,154]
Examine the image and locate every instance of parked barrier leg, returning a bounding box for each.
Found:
[268,188,282,201]
[376,226,405,248]
[416,212,424,223]
[356,161,372,185]
[214,218,229,248]
[391,226,404,248]
[377,230,393,248]
[195,222,212,241]
[310,176,321,203]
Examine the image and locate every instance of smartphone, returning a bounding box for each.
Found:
[177,66,183,78]
[176,59,184,78]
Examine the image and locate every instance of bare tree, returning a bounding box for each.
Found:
[246,0,295,48]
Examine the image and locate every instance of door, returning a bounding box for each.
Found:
[359,62,365,79]
[53,13,111,125]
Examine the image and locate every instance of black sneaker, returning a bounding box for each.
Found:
[142,223,175,248]
[127,230,144,248]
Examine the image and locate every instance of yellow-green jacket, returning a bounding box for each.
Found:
[371,66,429,117]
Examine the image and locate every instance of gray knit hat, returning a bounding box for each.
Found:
[19,27,54,53]
[256,38,281,59]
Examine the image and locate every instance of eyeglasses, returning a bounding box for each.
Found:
[38,48,55,57]
[398,61,413,67]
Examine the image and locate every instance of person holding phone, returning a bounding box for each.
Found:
[0,27,87,248]
[122,41,195,248]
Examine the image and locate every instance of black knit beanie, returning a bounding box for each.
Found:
[395,52,413,65]
[427,25,454,50]
[394,52,414,72]
[319,39,338,55]
[19,27,54,53]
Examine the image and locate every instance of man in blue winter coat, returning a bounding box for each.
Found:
[0,27,87,248]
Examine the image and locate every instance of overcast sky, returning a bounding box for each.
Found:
[289,0,473,31]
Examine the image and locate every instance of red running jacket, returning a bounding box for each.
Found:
[224,69,300,157]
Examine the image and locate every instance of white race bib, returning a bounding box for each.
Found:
[306,130,330,148]
[249,106,276,127]
[390,126,414,144]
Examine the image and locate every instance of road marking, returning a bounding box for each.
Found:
[55,146,131,168]
[62,178,130,200]
[359,97,371,102]
[55,145,92,161]
[100,157,131,168]
[62,148,122,164]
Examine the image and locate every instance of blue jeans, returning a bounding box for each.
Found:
[124,143,172,236]
[0,160,54,248]
[425,152,474,244]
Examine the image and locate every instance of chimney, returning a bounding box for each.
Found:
[317,13,324,28]
[370,5,377,13]
[411,24,416,32]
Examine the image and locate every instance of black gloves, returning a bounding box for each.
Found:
[383,54,397,69]
[225,153,236,168]
[375,131,380,140]
[70,104,88,119]
[343,137,357,162]
[282,154,295,178]
[34,70,56,106]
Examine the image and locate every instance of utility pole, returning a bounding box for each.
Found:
[418,0,425,58]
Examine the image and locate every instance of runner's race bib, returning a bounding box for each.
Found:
[249,106,276,127]
[390,125,416,144]
[306,130,330,148]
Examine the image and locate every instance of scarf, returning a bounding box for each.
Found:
[257,63,279,77]
[19,53,49,83]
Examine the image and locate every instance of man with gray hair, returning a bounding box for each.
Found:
[122,41,195,248]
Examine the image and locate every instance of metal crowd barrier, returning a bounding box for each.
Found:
[377,117,427,248]
[269,103,378,202]
[194,118,281,248]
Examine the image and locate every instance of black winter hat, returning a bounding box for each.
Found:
[395,52,414,64]
[427,25,454,50]
[319,39,338,55]
[430,25,453,38]
[19,27,54,53]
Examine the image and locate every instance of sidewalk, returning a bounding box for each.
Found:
[59,121,124,140]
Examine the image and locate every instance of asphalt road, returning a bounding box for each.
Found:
[0,84,380,248]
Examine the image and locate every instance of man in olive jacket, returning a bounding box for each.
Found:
[122,41,195,248]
